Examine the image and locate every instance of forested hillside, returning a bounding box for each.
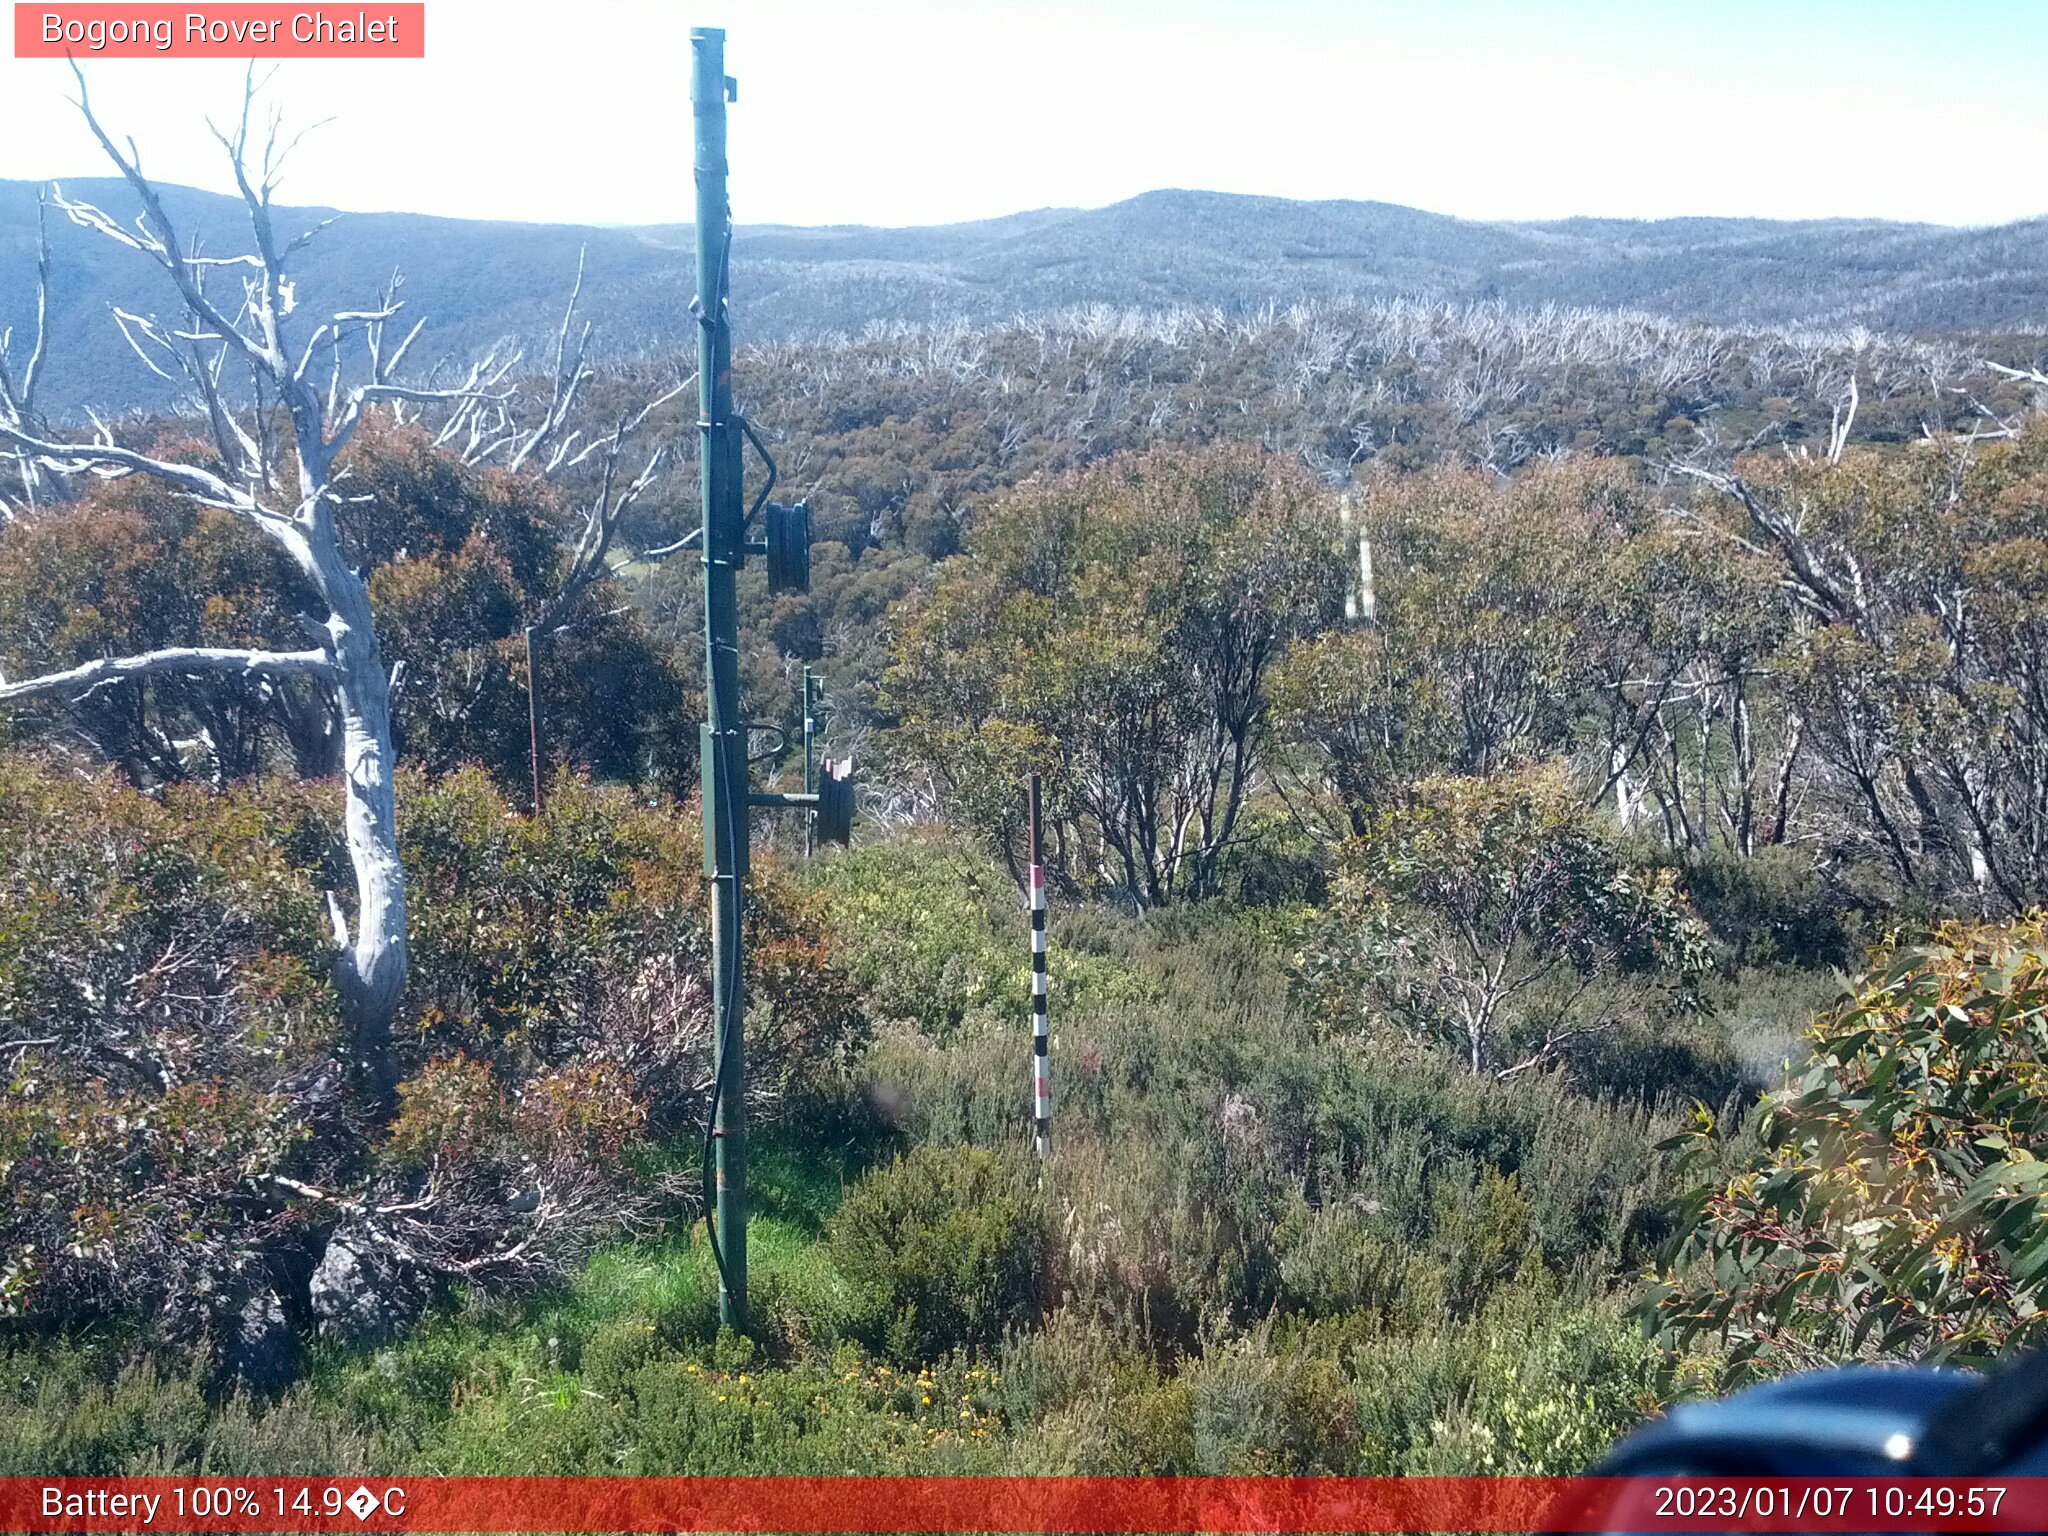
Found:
[8,99,2048,1482]
[6,176,2048,412]
[625,300,2048,772]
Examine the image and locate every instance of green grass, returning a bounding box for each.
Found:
[281,1114,877,1473]
[0,853,1787,1477]
[750,1127,871,1235]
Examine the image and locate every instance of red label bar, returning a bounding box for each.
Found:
[13,4,424,57]
[0,1477,2044,1533]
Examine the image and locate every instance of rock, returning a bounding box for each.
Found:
[1219,1090,1260,1145]
[308,1229,423,1346]
[223,1287,297,1394]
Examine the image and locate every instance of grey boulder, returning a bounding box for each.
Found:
[308,1229,425,1346]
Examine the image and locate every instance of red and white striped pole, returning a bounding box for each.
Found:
[1028,772,1050,1160]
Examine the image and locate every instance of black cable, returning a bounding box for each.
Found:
[696,213,746,1319]
[699,765,744,1313]
[736,414,778,527]
[692,220,732,333]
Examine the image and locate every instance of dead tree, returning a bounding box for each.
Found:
[0,190,57,518]
[0,70,517,1098]
[0,71,702,1096]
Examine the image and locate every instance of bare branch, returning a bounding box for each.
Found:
[505,248,592,473]
[379,314,428,384]
[0,189,53,419]
[282,212,343,260]
[0,418,290,526]
[1985,360,2048,389]
[529,373,689,630]
[110,307,188,385]
[1671,460,1859,624]
[0,188,57,516]
[640,527,702,560]
[0,646,336,706]
[1827,372,1860,465]
[64,63,278,377]
[354,381,510,410]
[29,69,420,1092]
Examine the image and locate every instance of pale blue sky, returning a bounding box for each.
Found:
[1,0,2042,227]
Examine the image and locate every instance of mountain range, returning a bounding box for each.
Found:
[4,178,2045,412]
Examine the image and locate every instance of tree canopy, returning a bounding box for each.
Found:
[887,443,1344,906]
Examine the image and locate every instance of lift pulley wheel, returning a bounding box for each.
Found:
[765,500,811,595]
[816,760,855,846]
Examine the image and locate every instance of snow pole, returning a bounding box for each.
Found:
[1029,772,1050,1159]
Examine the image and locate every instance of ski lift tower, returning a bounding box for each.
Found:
[692,25,853,1331]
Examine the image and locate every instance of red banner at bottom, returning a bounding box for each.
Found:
[3,1475,2043,1533]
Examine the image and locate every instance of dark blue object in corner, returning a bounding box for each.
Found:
[1593,1366,1981,1476]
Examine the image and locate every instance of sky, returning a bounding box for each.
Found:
[1,0,2044,230]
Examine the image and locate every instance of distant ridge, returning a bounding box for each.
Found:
[4,179,2045,412]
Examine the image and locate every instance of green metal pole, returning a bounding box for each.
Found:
[803,664,816,858]
[693,24,746,1330]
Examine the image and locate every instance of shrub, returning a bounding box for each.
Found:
[1361,1278,1671,1474]
[605,1348,1008,1475]
[807,832,1022,1038]
[1183,1324,1358,1473]
[0,1350,208,1474]
[1647,914,2048,1380]
[884,444,1345,907]
[369,769,867,1287]
[0,754,867,1350]
[0,759,345,1335]
[0,426,696,799]
[1707,964,1844,1087]
[1057,1128,1283,1352]
[1430,1167,1537,1317]
[1298,765,1712,1078]
[828,1145,1051,1362]
[1212,802,1330,909]
[0,1334,388,1475]
[1682,844,1859,972]
[1273,1200,1445,1329]
[400,767,866,1124]
[810,830,1148,1040]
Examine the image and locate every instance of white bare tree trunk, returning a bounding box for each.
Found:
[0,415,415,1094]
[317,546,407,1092]
[0,70,485,1098]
